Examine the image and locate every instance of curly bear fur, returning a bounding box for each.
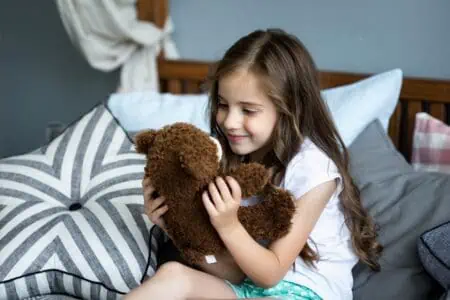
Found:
[135,122,295,266]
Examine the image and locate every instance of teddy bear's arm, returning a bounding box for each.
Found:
[238,185,296,243]
[225,163,269,198]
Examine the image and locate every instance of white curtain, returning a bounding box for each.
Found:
[56,0,179,92]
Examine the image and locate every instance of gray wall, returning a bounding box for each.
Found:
[170,0,450,79]
[0,1,119,159]
[0,0,449,158]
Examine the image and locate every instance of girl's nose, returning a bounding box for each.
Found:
[223,110,242,131]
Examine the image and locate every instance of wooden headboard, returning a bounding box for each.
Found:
[137,0,450,162]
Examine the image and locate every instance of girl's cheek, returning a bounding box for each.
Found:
[243,118,254,132]
[216,112,224,126]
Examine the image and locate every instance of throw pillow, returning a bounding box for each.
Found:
[0,103,159,299]
[412,112,450,174]
[418,221,450,290]
[107,91,210,134]
[321,68,402,146]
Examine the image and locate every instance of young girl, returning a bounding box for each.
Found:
[125,28,382,300]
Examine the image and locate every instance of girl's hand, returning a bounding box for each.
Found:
[202,176,242,234]
[142,176,169,234]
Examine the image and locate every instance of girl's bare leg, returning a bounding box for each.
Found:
[123,261,237,300]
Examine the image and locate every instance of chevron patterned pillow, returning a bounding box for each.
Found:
[0,104,162,299]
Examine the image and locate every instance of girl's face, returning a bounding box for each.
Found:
[216,69,278,161]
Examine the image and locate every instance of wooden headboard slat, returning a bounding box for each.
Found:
[429,103,446,120]
[319,71,369,89]
[185,81,201,94]
[401,79,450,102]
[136,0,168,27]
[158,60,212,81]
[399,102,410,157]
[405,101,423,160]
[320,71,450,102]
[447,104,450,124]
[167,80,182,94]
[388,104,402,148]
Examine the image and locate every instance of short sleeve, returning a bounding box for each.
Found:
[282,140,342,200]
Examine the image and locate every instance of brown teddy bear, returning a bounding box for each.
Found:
[135,122,295,266]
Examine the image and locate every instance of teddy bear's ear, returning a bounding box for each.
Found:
[134,129,157,154]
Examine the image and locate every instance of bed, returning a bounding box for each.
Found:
[1,0,450,299]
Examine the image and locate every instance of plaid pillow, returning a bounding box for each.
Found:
[412,112,450,173]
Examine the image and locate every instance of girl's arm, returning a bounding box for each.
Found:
[203,176,337,288]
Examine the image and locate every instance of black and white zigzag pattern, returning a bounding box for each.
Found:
[0,104,160,300]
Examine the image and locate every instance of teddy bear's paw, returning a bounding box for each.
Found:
[228,163,269,197]
[263,186,296,239]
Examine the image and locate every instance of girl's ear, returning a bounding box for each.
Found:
[134,130,157,154]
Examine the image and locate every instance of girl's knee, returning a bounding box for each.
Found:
[124,262,191,299]
[157,261,191,282]
[156,261,193,295]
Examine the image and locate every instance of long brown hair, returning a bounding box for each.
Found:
[206,29,382,270]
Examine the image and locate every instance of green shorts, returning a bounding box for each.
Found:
[225,278,322,299]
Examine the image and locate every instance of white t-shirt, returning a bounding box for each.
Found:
[242,138,358,300]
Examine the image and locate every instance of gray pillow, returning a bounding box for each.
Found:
[349,120,450,300]
[440,290,450,300]
[418,221,450,290]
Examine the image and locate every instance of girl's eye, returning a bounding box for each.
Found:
[243,109,258,115]
[218,103,228,109]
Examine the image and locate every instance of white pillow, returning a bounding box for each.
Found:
[322,68,403,145]
[108,91,210,134]
[108,69,403,146]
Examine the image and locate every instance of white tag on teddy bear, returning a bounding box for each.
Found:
[205,255,217,264]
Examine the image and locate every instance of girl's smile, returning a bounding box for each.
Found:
[226,134,249,143]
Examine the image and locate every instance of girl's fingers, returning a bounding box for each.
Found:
[226,176,242,202]
[144,196,164,216]
[149,206,169,232]
[149,196,165,212]
[152,204,169,219]
[215,177,232,203]
[142,176,151,188]
[208,182,225,210]
[202,191,218,216]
